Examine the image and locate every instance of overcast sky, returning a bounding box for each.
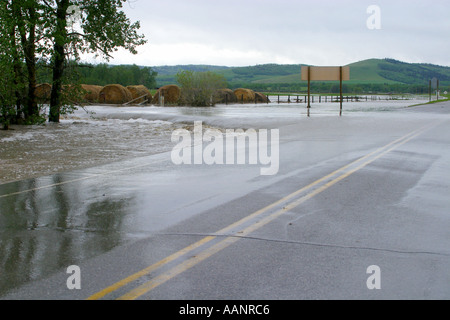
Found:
[96,0,450,67]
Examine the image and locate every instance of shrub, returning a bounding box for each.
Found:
[176,71,227,107]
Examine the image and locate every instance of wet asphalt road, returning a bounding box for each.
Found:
[1,102,450,300]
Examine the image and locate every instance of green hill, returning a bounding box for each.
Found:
[152,59,450,93]
[375,59,450,85]
[346,59,397,84]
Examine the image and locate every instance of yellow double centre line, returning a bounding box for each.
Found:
[87,123,436,300]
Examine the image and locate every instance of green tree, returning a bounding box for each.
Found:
[1,0,147,125]
[0,21,18,129]
[176,71,227,107]
[0,0,42,124]
[16,0,41,120]
[44,0,147,122]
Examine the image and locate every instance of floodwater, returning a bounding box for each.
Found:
[0,97,430,297]
[1,97,425,184]
[0,116,180,184]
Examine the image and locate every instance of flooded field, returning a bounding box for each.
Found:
[0,97,428,184]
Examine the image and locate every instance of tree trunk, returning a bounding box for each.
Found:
[11,29,24,121]
[49,0,69,123]
[49,43,65,123]
[8,0,23,121]
[23,13,38,120]
[13,1,38,121]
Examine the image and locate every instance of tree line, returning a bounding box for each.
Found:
[37,63,158,89]
[379,59,450,85]
[0,0,146,129]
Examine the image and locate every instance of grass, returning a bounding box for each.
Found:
[408,93,450,107]
[347,59,400,84]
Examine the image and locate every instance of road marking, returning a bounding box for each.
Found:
[88,122,436,300]
[87,236,215,300]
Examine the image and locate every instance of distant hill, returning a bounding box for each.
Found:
[153,59,450,90]
[348,59,450,85]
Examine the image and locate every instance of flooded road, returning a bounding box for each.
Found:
[3,97,450,299]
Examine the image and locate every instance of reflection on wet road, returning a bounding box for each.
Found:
[0,171,135,294]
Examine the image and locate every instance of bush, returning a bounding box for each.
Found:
[176,71,227,107]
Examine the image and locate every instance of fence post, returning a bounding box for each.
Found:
[429,80,431,102]
[340,66,343,117]
[160,90,165,107]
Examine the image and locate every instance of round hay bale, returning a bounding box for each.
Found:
[255,92,270,103]
[35,83,52,103]
[81,84,103,103]
[216,89,238,104]
[152,85,181,105]
[233,88,255,103]
[126,85,152,104]
[99,84,133,105]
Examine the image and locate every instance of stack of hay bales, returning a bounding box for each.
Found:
[152,85,181,105]
[255,92,270,103]
[216,89,238,104]
[81,84,103,103]
[233,88,256,103]
[126,85,152,105]
[35,83,52,103]
[99,84,132,105]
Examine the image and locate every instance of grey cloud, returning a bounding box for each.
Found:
[113,0,449,66]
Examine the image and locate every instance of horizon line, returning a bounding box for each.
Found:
[91,57,450,69]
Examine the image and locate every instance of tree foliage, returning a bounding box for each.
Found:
[0,0,42,126]
[0,11,19,129]
[36,62,158,89]
[0,0,147,126]
[176,71,227,107]
[378,60,450,85]
[47,0,147,122]
[74,63,157,88]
